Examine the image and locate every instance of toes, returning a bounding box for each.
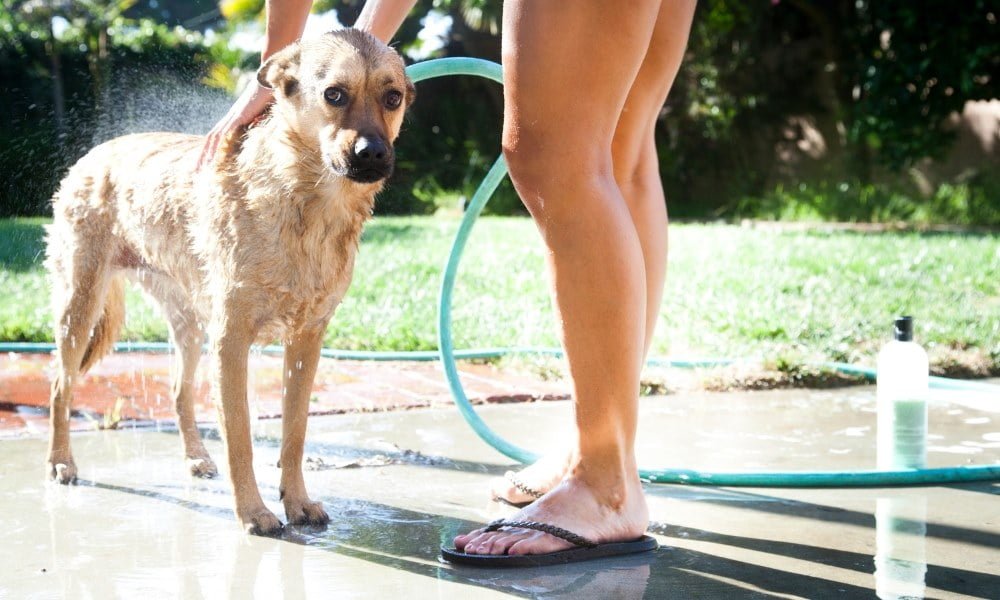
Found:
[507,538,532,556]
[508,532,573,556]
[458,530,525,555]
[454,527,489,551]
[479,532,521,556]
[47,461,77,485]
[285,499,330,527]
[456,526,576,556]
[301,501,330,526]
[491,533,521,555]
[471,532,503,555]
[243,509,284,537]
[187,456,218,479]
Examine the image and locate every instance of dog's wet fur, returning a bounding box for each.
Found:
[44,29,414,535]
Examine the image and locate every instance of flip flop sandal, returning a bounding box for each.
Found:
[441,519,658,568]
[491,471,544,508]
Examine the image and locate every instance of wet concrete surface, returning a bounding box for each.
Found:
[2,386,999,598]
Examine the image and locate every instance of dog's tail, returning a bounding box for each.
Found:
[79,276,125,375]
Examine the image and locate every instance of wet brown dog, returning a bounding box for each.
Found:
[44,29,414,535]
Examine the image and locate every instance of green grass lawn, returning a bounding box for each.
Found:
[2,216,998,375]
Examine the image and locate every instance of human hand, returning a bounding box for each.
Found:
[196,82,275,170]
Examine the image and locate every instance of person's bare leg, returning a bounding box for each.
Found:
[457,0,660,556]
[490,0,697,508]
[615,0,695,355]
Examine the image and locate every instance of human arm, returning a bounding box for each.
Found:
[354,0,417,43]
[197,0,313,169]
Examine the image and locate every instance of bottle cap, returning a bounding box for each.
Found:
[894,316,914,342]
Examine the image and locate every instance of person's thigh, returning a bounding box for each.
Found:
[501,0,663,174]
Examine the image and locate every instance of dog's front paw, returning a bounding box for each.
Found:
[186,456,218,479]
[284,498,330,527]
[241,509,284,537]
[46,459,78,485]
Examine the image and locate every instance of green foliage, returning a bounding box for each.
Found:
[0,2,211,217]
[433,0,500,35]
[111,19,201,51]
[661,0,1000,213]
[849,1,1000,170]
[219,0,264,23]
[737,176,1000,226]
[925,177,1000,227]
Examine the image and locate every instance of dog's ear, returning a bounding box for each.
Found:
[257,43,302,98]
[404,76,416,110]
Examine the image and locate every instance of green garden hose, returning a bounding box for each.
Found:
[2,58,996,488]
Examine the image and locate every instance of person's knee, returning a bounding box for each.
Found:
[612,137,657,188]
[501,129,551,187]
[502,129,611,214]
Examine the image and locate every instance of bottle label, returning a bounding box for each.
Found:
[877,398,927,469]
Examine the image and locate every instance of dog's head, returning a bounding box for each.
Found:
[257,29,415,184]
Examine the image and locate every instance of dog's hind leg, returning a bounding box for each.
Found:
[45,222,118,484]
[132,274,218,478]
[170,313,218,478]
[279,326,330,527]
[208,312,283,535]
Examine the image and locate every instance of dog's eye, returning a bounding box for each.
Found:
[324,87,348,107]
[384,90,403,110]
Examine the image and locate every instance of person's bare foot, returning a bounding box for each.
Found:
[491,449,575,506]
[459,467,649,556]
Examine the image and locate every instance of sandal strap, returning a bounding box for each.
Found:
[485,519,598,548]
[505,471,544,499]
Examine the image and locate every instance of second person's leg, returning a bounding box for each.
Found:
[456,0,661,556]
[490,0,698,507]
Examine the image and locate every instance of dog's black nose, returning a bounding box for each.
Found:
[347,135,393,182]
[353,136,388,164]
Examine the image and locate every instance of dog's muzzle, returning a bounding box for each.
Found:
[345,135,393,183]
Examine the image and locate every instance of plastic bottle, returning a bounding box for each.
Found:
[876,316,929,470]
